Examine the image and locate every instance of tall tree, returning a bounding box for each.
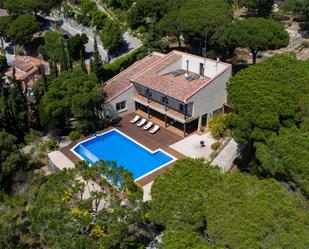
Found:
[4,0,53,15]
[228,17,289,63]
[0,131,23,190]
[7,14,39,47]
[242,0,275,17]
[39,68,105,133]
[92,37,103,81]
[151,158,309,249]
[227,55,309,196]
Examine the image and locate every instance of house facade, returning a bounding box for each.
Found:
[5,56,49,92]
[103,50,232,136]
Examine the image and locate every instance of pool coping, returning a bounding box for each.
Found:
[70,128,177,182]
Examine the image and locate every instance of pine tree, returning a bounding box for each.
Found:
[92,37,103,81]
[80,50,87,74]
[6,67,28,141]
[60,39,68,72]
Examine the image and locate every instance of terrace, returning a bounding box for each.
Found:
[59,113,184,186]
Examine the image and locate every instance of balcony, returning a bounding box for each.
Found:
[134,94,194,123]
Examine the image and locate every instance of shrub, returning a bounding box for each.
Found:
[208,114,230,138]
[40,139,58,152]
[69,131,80,141]
[211,141,221,151]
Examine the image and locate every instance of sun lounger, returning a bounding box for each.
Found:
[130,115,140,123]
[149,125,160,134]
[143,121,153,130]
[137,118,146,127]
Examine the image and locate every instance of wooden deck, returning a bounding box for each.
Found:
[60,113,184,186]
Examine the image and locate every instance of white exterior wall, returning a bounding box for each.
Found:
[187,67,232,121]
[180,54,227,78]
[107,87,136,119]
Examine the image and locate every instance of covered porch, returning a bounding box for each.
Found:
[134,95,199,137]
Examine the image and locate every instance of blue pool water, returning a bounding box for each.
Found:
[73,129,174,179]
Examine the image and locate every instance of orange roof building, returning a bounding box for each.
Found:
[5,56,49,91]
[103,50,232,136]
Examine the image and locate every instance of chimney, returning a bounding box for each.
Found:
[185,60,189,77]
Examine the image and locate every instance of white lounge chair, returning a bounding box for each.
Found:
[143,121,153,130]
[130,115,140,123]
[137,118,146,127]
[149,125,160,134]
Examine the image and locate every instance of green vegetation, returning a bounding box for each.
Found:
[7,14,39,47]
[228,18,289,63]
[211,141,221,151]
[208,114,230,139]
[4,0,54,15]
[99,19,123,55]
[69,130,80,140]
[227,55,309,196]
[0,131,24,190]
[283,0,309,30]
[39,68,105,133]
[150,158,309,249]
[0,161,152,248]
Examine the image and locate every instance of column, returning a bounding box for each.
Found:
[184,123,186,137]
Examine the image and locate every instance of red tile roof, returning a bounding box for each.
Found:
[103,52,165,101]
[103,50,231,102]
[132,50,231,102]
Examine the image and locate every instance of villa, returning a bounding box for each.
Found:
[104,50,232,136]
[5,55,50,92]
[49,50,234,200]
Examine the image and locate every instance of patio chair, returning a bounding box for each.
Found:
[149,125,160,134]
[143,121,153,130]
[137,118,146,127]
[130,115,140,123]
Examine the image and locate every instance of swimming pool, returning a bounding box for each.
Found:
[72,129,175,180]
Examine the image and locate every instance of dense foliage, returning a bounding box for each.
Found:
[128,0,233,55]
[283,0,309,30]
[228,17,289,63]
[39,68,105,133]
[0,161,155,248]
[150,158,309,249]
[99,19,123,55]
[7,14,39,46]
[0,131,24,190]
[227,55,309,196]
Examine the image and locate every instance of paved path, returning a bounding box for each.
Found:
[212,139,239,172]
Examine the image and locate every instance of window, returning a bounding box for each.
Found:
[179,104,184,112]
[116,101,126,112]
[161,96,169,104]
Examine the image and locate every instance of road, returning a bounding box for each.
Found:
[55,16,141,64]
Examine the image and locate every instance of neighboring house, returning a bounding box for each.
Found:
[5,55,49,92]
[103,50,232,136]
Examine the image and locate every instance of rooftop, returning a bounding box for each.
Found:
[103,52,165,101]
[103,50,231,103]
[132,50,231,102]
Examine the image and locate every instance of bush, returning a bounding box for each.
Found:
[208,114,229,138]
[211,141,221,151]
[40,139,58,152]
[69,131,80,141]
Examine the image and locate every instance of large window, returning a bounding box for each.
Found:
[116,101,126,112]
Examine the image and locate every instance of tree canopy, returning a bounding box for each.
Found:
[4,0,54,15]
[39,68,105,133]
[150,158,309,249]
[227,55,309,196]
[0,131,24,190]
[100,19,123,55]
[228,17,289,63]
[0,160,154,248]
[7,14,39,46]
